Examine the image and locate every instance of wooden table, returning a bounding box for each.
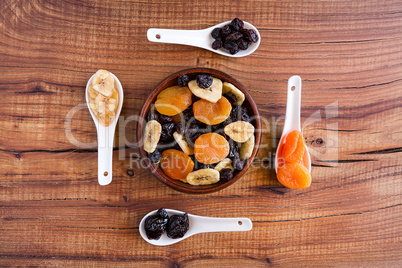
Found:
[1,0,401,266]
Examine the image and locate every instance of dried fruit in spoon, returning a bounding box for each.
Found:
[193,96,231,125]
[276,130,311,189]
[160,149,194,182]
[144,208,169,240]
[155,86,192,116]
[194,133,229,164]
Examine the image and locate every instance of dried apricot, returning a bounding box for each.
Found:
[194,133,229,164]
[277,162,311,189]
[160,149,194,182]
[281,130,305,163]
[155,86,192,116]
[193,96,231,125]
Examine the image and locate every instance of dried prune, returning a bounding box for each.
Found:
[223,40,238,51]
[221,24,231,36]
[229,140,240,158]
[229,47,240,55]
[220,168,234,182]
[233,157,245,170]
[146,108,159,122]
[230,18,244,32]
[196,74,213,89]
[177,74,189,87]
[245,29,259,43]
[186,124,199,138]
[166,213,189,239]
[212,39,223,50]
[211,28,221,39]
[159,114,174,124]
[226,32,243,41]
[181,107,194,122]
[144,208,169,240]
[229,105,250,122]
[223,92,237,104]
[160,123,175,142]
[237,39,250,50]
[148,148,161,164]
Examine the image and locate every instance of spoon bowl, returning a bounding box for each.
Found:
[85,71,124,185]
[275,75,311,174]
[147,20,261,57]
[139,209,252,246]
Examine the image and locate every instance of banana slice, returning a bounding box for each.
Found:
[95,94,117,114]
[214,158,234,172]
[92,69,114,85]
[111,88,119,104]
[224,121,255,143]
[173,132,194,155]
[93,80,114,97]
[186,168,220,185]
[98,112,116,127]
[240,135,255,160]
[88,85,98,99]
[188,78,222,103]
[143,120,162,153]
[222,82,245,105]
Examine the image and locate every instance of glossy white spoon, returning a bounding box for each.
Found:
[147,20,261,57]
[139,209,252,246]
[275,75,311,174]
[85,72,124,185]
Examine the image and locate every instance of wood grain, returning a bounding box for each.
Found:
[0,0,401,267]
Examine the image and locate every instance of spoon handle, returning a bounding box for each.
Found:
[97,125,114,186]
[147,28,210,49]
[283,75,302,134]
[189,215,252,234]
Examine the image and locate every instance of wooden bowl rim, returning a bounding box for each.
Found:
[137,67,261,194]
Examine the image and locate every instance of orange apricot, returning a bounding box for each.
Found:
[193,96,231,125]
[281,130,305,163]
[160,149,194,181]
[277,162,311,189]
[194,133,229,164]
[155,86,192,116]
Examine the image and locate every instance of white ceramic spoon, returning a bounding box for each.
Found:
[147,20,261,57]
[85,72,124,186]
[275,75,311,174]
[139,209,252,246]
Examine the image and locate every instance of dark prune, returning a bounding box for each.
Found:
[194,158,214,170]
[220,168,234,182]
[146,108,159,122]
[230,18,244,32]
[159,114,173,124]
[196,74,213,89]
[148,148,161,164]
[211,28,221,39]
[177,74,189,87]
[166,213,189,239]
[223,92,237,104]
[223,40,238,51]
[186,124,199,138]
[221,24,231,36]
[229,140,240,158]
[212,39,223,50]
[229,47,240,55]
[245,29,259,43]
[226,32,243,41]
[176,121,187,135]
[237,38,250,50]
[230,106,250,122]
[144,208,169,240]
[160,123,175,142]
[181,107,194,122]
[233,157,245,170]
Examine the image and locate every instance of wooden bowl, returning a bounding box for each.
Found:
[137,68,261,194]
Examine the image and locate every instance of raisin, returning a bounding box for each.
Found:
[146,108,159,122]
[245,29,259,43]
[211,28,221,39]
[229,47,239,55]
[148,148,161,164]
[237,38,250,50]
[223,92,237,104]
[212,39,223,50]
[196,74,213,89]
[220,168,234,182]
[186,123,199,138]
[221,24,231,36]
[182,107,194,122]
[177,74,189,87]
[230,18,244,32]
[159,114,174,124]
[160,123,175,142]
[233,157,245,170]
[226,32,243,41]
[229,140,240,158]
[166,213,189,239]
[176,121,187,135]
[223,40,238,51]
[144,208,169,240]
